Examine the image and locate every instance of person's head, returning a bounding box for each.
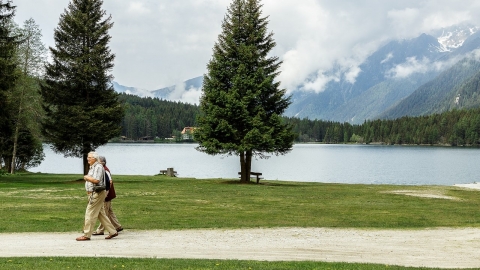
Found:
[87,152,99,165]
[99,156,107,166]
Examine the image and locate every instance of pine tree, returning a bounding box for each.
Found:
[0,0,18,171]
[8,18,47,173]
[41,0,123,174]
[195,0,295,183]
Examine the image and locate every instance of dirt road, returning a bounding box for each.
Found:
[2,227,480,268]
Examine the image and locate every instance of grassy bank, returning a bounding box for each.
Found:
[0,257,457,270]
[1,173,480,232]
[0,173,478,269]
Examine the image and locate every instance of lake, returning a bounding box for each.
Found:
[30,143,480,186]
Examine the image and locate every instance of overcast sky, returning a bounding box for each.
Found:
[13,0,480,97]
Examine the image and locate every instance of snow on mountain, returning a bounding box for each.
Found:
[432,24,479,52]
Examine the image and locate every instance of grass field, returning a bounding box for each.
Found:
[0,173,478,269]
[0,257,454,270]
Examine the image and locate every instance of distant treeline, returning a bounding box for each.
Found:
[119,94,480,146]
[119,94,198,140]
[285,109,480,146]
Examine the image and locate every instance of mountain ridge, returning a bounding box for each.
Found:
[113,24,480,124]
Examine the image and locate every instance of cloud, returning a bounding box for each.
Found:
[302,72,339,93]
[125,88,153,98]
[270,0,480,93]
[127,1,150,15]
[386,57,431,78]
[12,0,480,95]
[381,53,394,64]
[345,65,362,84]
[178,88,202,105]
[385,53,467,79]
[168,82,202,105]
[268,1,395,93]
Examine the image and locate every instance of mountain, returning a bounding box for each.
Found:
[330,71,439,123]
[112,81,152,97]
[112,76,203,101]
[284,24,480,124]
[150,76,203,99]
[114,24,480,123]
[380,58,480,119]
[432,24,478,51]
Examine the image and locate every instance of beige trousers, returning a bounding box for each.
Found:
[96,200,122,233]
[83,191,116,238]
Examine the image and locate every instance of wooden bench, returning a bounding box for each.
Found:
[238,171,263,183]
[159,168,177,177]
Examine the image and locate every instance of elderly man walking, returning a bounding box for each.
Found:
[92,156,123,235]
[76,151,118,241]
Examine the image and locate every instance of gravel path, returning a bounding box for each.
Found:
[2,227,480,268]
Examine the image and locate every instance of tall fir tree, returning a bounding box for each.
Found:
[41,0,123,174]
[0,0,18,171]
[195,0,295,183]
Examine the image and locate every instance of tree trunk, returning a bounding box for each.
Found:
[239,151,247,182]
[10,82,26,174]
[246,149,252,178]
[239,150,253,183]
[4,157,11,172]
[82,143,92,175]
[83,152,89,175]
[9,124,19,174]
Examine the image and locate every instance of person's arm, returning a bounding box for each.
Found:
[84,175,99,184]
[106,171,113,187]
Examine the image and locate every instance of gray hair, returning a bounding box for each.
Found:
[99,156,107,165]
[88,151,99,161]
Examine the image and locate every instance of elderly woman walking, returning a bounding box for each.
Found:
[92,156,123,235]
[76,151,118,241]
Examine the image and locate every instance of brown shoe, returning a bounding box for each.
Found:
[105,232,118,239]
[116,227,123,232]
[92,231,104,236]
[76,236,90,241]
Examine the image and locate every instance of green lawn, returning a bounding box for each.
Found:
[0,173,478,269]
[0,257,454,270]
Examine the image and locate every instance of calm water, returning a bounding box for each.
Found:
[30,143,480,185]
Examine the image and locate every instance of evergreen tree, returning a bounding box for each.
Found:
[41,0,123,174]
[8,18,47,173]
[0,0,18,171]
[195,0,295,183]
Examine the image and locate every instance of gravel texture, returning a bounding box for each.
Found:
[2,227,480,268]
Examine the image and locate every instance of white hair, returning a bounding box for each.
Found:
[99,155,107,165]
[88,151,99,161]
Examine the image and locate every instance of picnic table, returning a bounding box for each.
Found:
[238,171,263,183]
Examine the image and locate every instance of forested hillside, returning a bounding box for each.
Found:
[118,94,480,146]
[118,94,199,140]
[286,108,480,146]
[380,58,480,119]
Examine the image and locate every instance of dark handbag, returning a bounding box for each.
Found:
[105,182,116,201]
[93,185,106,192]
